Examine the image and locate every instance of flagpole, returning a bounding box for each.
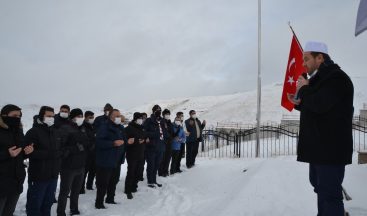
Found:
[256,0,261,158]
[288,22,303,51]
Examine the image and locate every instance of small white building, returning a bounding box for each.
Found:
[360,103,367,119]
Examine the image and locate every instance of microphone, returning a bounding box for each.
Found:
[295,73,308,100]
[300,72,308,79]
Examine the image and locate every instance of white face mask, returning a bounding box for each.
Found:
[164,115,170,120]
[136,119,143,125]
[105,111,110,116]
[87,118,94,125]
[180,116,184,121]
[191,114,197,119]
[74,117,84,126]
[114,117,122,125]
[44,117,54,127]
[60,112,69,119]
[175,121,182,126]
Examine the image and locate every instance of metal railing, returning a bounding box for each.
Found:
[199,118,367,158]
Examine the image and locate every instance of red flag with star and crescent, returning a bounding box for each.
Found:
[281,35,306,111]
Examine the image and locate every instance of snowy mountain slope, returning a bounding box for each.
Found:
[127,83,286,126]
[127,78,367,127]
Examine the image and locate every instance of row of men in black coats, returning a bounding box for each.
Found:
[0,103,205,216]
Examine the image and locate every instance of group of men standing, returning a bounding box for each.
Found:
[0,102,205,216]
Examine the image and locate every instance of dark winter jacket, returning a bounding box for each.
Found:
[185,118,205,143]
[25,118,62,182]
[172,124,186,151]
[94,114,109,131]
[295,63,354,165]
[95,119,125,168]
[125,122,147,157]
[54,113,69,129]
[162,119,174,148]
[82,121,96,160]
[119,124,127,164]
[143,115,167,152]
[59,122,90,170]
[0,116,26,197]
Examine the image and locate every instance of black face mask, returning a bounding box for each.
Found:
[2,116,21,129]
[154,110,162,118]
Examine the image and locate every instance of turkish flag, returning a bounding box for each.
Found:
[281,35,306,111]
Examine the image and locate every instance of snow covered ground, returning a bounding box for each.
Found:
[14,155,367,216]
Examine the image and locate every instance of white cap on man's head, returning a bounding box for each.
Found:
[304,41,328,54]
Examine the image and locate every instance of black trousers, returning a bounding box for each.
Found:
[83,154,96,189]
[0,192,20,216]
[170,150,181,174]
[95,165,121,205]
[26,179,57,216]
[137,151,145,180]
[57,168,84,215]
[159,142,172,176]
[146,150,163,184]
[124,151,140,194]
[186,141,199,167]
[177,143,185,170]
[309,164,345,216]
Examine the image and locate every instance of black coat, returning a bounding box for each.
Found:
[296,63,354,165]
[185,118,205,143]
[59,122,90,170]
[82,122,96,159]
[54,113,70,129]
[0,117,26,196]
[25,119,62,182]
[162,119,174,146]
[125,122,147,157]
[143,115,167,152]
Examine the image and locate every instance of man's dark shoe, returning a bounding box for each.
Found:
[126,193,133,199]
[148,184,156,188]
[105,200,117,204]
[95,203,106,209]
[70,209,80,215]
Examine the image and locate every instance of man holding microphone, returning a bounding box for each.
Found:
[288,41,354,216]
